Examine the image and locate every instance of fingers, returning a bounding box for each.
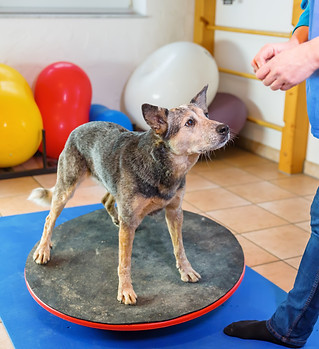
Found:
[251,44,276,72]
[280,83,291,91]
[257,66,282,91]
[251,57,266,73]
[269,80,285,91]
[255,56,296,91]
[252,42,302,91]
[251,57,267,72]
[259,71,291,91]
[254,55,286,90]
[255,64,271,81]
[251,59,259,73]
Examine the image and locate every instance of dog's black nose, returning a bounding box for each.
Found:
[216,124,229,135]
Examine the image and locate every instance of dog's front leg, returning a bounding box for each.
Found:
[165,204,201,283]
[117,221,137,305]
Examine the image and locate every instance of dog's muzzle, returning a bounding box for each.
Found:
[217,123,230,142]
[216,123,229,136]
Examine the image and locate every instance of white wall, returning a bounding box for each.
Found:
[214,0,319,167]
[215,0,293,151]
[0,0,195,111]
[3,0,317,168]
[306,131,319,164]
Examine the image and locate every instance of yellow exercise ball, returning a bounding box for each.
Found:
[0,64,34,98]
[0,64,43,168]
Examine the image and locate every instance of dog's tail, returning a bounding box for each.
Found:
[28,187,54,207]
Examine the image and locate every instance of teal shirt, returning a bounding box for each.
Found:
[295,0,309,30]
[294,0,319,138]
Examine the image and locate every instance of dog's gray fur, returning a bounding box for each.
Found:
[28,86,230,305]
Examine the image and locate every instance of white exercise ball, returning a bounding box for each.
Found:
[124,41,219,130]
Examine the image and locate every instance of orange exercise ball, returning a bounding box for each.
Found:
[34,62,92,159]
[0,64,43,168]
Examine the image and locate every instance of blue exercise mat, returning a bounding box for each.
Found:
[0,204,318,348]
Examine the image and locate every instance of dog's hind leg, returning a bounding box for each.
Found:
[33,148,87,264]
[165,193,201,283]
[33,190,72,264]
[101,192,119,227]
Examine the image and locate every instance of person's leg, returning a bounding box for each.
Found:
[224,187,319,347]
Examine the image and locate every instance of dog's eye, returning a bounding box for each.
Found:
[185,119,195,127]
[205,113,209,119]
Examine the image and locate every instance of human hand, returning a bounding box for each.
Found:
[251,41,295,73]
[255,39,319,91]
[251,27,309,73]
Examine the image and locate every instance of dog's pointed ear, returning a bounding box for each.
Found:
[142,104,168,135]
[190,85,208,113]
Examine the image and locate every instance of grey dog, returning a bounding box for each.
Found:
[28,85,230,305]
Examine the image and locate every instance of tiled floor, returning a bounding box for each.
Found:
[1,146,318,348]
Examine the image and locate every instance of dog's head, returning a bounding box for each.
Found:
[141,86,230,155]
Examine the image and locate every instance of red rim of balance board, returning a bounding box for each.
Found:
[25,264,245,331]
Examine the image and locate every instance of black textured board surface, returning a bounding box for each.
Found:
[25,209,244,325]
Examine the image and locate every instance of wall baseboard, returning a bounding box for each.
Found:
[236,137,280,163]
[237,137,319,179]
[304,161,319,179]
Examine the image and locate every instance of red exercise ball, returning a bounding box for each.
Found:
[34,62,92,159]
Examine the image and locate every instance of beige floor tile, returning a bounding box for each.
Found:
[199,167,261,187]
[0,177,40,198]
[259,197,311,223]
[189,159,231,175]
[184,187,250,211]
[0,179,105,216]
[213,146,267,164]
[0,322,13,349]
[271,175,319,196]
[185,173,218,192]
[295,221,311,233]
[212,145,247,160]
[285,256,303,269]
[235,235,278,267]
[228,181,295,203]
[0,185,106,216]
[182,200,201,214]
[33,173,57,188]
[244,162,288,180]
[33,175,101,190]
[242,225,309,260]
[80,177,100,188]
[304,194,315,202]
[253,261,297,292]
[66,185,106,207]
[221,150,271,168]
[0,194,48,216]
[206,205,287,234]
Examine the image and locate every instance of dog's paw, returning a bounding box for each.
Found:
[117,286,137,305]
[179,266,201,283]
[33,244,51,265]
